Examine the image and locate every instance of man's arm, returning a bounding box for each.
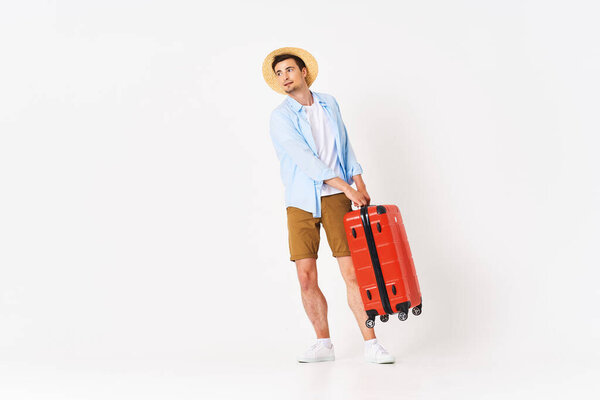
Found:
[324,174,370,206]
[324,175,365,192]
[270,110,338,182]
[324,177,351,193]
[326,97,370,206]
[352,174,371,205]
[330,96,364,177]
[352,174,366,191]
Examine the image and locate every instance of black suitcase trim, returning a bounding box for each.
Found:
[360,205,394,315]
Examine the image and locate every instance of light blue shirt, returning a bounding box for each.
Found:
[269,90,363,218]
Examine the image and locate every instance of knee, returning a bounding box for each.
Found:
[341,269,358,288]
[297,271,318,292]
[345,275,358,288]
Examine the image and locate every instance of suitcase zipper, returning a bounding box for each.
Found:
[360,206,394,315]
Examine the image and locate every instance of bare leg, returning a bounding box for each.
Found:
[295,258,330,338]
[336,255,376,340]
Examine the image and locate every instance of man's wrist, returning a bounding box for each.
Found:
[353,174,366,190]
[324,177,353,194]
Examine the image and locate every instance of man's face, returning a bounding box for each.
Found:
[273,59,308,94]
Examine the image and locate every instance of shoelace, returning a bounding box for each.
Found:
[306,342,333,354]
[367,343,389,357]
[308,343,320,352]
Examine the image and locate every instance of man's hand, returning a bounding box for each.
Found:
[357,185,371,206]
[350,174,370,208]
[345,187,369,208]
[323,175,371,207]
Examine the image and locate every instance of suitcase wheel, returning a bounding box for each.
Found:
[398,312,408,321]
[365,319,375,329]
[412,305,422,316]
[380,315,389,323]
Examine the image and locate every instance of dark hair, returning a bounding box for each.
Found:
[272,54,306,72]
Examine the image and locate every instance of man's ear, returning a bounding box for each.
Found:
[302,67,308,78]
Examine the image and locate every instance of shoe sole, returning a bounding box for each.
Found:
[366,358,396,364]
[297,357,335,363]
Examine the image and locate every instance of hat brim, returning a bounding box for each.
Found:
[262,47,318,95]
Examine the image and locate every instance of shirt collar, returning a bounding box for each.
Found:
[286,90,327,113]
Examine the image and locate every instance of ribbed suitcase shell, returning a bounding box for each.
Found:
[343,205,422,325]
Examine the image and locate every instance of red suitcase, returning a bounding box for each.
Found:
[343,204,422,328]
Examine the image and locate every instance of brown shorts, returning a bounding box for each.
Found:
[286,193,352,262]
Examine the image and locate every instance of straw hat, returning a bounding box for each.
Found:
[262,47,318,94]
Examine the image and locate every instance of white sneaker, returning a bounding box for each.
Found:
[364,341,395,364]
[297,342,335,363]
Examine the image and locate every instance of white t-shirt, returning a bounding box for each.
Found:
[304,99,344,197]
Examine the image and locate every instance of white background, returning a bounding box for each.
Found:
[1,1,599,398]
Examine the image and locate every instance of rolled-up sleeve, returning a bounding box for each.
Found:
[270,110,338,182]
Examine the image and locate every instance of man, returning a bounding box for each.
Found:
[264,47,395,364]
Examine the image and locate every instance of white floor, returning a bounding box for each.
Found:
[1,349,597,399]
